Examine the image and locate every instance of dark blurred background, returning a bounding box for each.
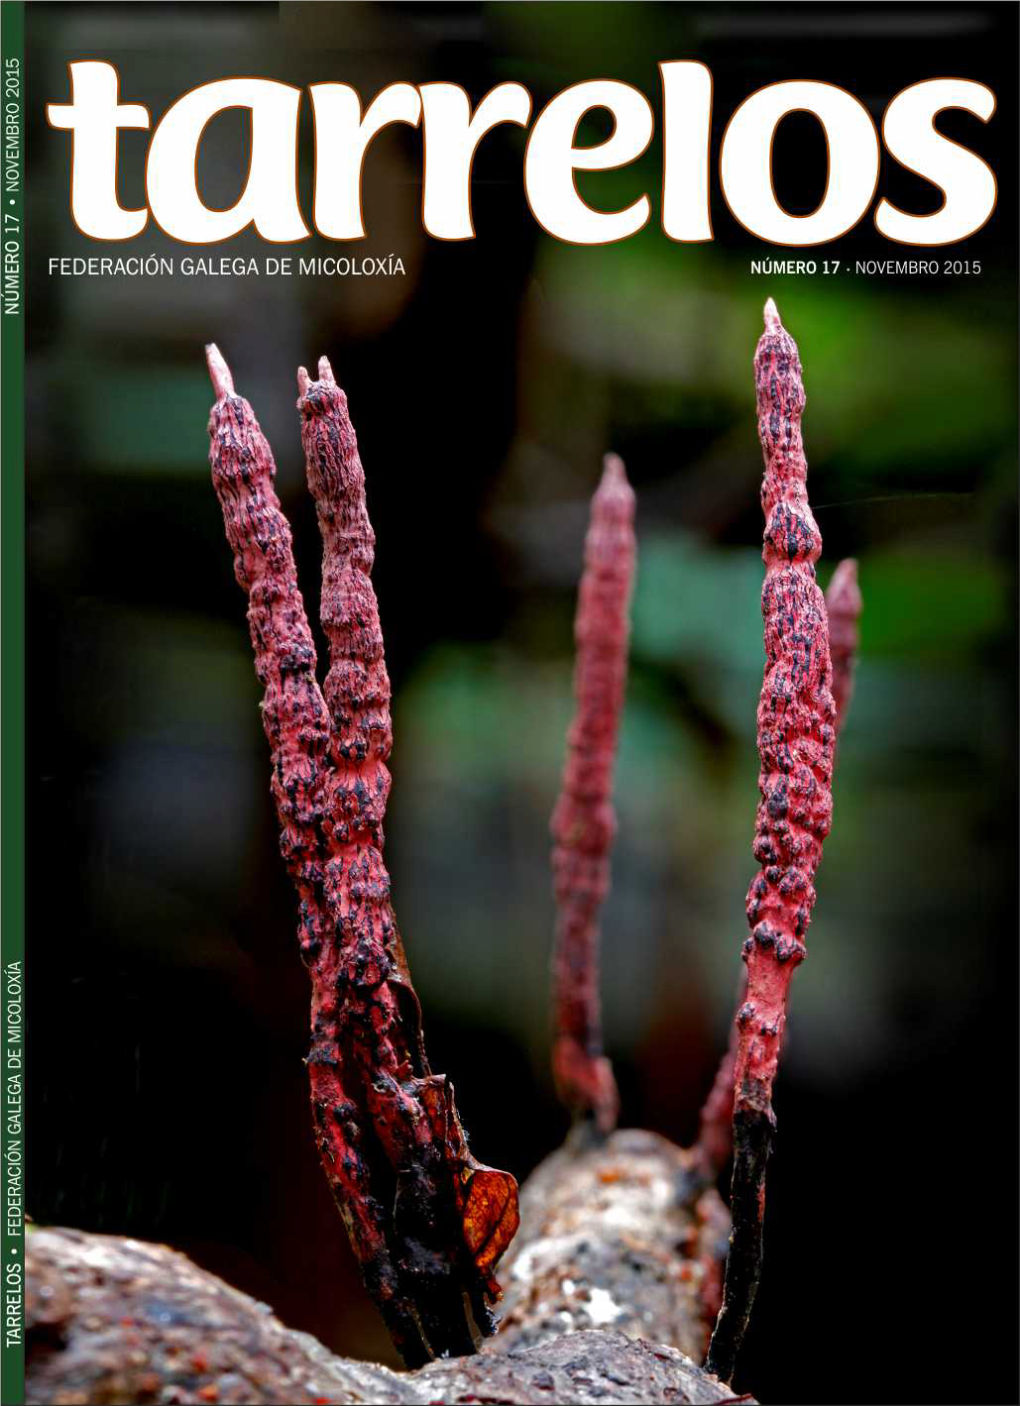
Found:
[24,5,1018,1403]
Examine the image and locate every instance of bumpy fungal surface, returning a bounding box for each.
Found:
[826,558,862,734]
[207,346,518,1368]
[697,563,860,1183]
[550,455,636,1134]
[706,302,836,1383]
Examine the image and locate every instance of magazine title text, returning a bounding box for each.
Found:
[48,62,997,248]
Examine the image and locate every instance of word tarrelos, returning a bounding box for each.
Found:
[48,62,997,248]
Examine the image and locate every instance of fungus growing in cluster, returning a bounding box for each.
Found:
[206,300,860,1386]
[207,346,518,1368]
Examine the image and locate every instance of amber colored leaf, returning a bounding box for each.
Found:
[459,1163,521,1278]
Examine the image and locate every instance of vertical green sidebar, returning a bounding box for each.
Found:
[0,3,25,1405]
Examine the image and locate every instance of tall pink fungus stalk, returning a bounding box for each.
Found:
[696,557,861,1183]
[706,301,836,1382]
[826,558,862,734]
[207,347,518,1368]
[551,453,636,1134]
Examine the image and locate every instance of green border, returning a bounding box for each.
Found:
[1,3,25,1404]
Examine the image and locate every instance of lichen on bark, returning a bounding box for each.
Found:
[496,1127,729,1362]
[25,1223,746,1406]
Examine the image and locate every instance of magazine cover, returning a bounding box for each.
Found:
[2,4,1017,1404]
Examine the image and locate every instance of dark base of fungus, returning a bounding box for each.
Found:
[704,1100,774,1382]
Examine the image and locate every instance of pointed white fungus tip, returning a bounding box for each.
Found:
[601,452,629,486]
[598,451,635,509]
[827,558,862,613]
[205,343,235,400]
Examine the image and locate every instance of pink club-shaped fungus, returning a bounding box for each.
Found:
[207,346,518,1369]
[550,454,636,1134]
[706,302,837,1382]
[697,558,861,1186]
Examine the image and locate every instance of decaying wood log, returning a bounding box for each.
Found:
[25,1131,740,1406]
[496,1128,728,1363]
